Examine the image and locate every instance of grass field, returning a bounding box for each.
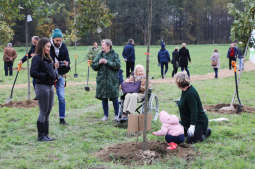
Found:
[0,45,255,168]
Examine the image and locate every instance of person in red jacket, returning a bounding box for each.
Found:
[3,43,17,76]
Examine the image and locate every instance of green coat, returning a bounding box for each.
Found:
[91,50,121,100]
[87,47,100,61]
[178,85,208,132]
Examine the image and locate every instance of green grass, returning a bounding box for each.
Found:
[0,45,255,168]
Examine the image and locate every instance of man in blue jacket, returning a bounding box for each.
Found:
[158,40,171,79]
[50,28,71,125]
[227,43,238,70]
[122,39,135,78]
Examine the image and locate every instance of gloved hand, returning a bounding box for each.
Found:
[187,125,195,137]
[88,59,92,67]
[17,62,22,71]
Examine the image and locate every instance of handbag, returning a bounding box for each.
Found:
[121,76,141,94]
[211,60,217,66]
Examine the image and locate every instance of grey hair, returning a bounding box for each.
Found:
[32,36,39,41]
[175,72,190,88]
[182,43,186,47]
[134,64,145,76]
[102,39,112,49]
[7,43,12,47]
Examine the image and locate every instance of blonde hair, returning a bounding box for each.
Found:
[175,72,190,88]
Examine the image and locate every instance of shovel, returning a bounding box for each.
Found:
[6,63,22,104]
[84,60,91,91]
[232,61,243,113]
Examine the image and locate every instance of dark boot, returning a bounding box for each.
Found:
[60,118,67,125]
[44,121,55,141]
[37,121,48,142]
[205,128,212,138]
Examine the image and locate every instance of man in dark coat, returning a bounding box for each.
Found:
[92,39,121,121]
[179,43,191,77]
[227,43,238,70]
[50,28,70,125]
[171,47,179,77]
[158,40,171,79]
[122,39,135,78]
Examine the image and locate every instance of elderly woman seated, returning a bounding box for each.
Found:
[122,64,150,117]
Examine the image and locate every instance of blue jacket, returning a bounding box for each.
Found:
[158,43,170,63]
[122,43,135,62]
[227,47,238,59]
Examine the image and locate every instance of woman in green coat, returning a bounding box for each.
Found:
[91,39,121,121]
[175,72,211,144]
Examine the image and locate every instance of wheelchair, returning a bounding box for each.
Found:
[116,89,159,123]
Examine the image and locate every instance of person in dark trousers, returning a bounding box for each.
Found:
[19,36,39,97]
[3,43,17,76]
[179,43,191,77]
[175,72,211,144]
[122,39,135,78]
[50,28,71,125]
[227,43,238,70]
[91,39,121,121]
[171,47,179,77]
[210,49,220,79]
[158,40,171,79]
[30,38,57,142]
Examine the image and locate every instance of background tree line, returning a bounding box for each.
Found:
[0,0,251,46]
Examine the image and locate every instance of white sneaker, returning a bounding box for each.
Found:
[114,115,119,121]
[101,116,108,121]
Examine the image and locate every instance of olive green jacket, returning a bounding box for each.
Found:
[91,50,121,100]
[178,85,208,130]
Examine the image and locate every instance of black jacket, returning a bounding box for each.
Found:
[50,42,70,75]
[179,47,191,66]
[172,50,179,66]
[30,55,57,85]
[21,45,36,63]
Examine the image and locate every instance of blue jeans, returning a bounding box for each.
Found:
[165,134,185,144]
[160,62,168,78]
[213,68,218,78]
[102,98,119,117]
[239,58,244,71]
[56,76,66,119]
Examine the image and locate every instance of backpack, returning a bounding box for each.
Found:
[229,47,235,58]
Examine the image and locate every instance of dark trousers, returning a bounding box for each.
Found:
[213,68,218,78]
[229,58,236,70]
[172,65,178,77]
[165,134,185,144]
[102,98,119,117]
[160,62,168,78]
[181,65,190,77]
[4,61,13,76]
[126,61,135,78]
[184,123,208,144]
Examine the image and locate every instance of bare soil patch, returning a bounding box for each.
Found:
[95,141,196,165]
[204,104,255,114]
[0,100,38,108]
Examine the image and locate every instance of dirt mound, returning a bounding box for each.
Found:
[95,141,195,165]
[204,104,255,114]
[1,100,38,108]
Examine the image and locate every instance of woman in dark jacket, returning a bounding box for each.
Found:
[158,41,171,79]
[171,47,179,77]
[30,38,57,142]
[175,72,211,144]
[179,43,191,77]
[91,39,121,121]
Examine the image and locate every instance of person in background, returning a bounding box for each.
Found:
[50,28,71,125]
[210,49,220,79]
[237,42,245,71]
[171,47,179,77]
[158,40,171,79]
[122,39,135,78]
[91,39,121,121]
[227,43,238,70]
[152,111,184,150]
[175,72,211,144]
[87,42,100,61]
[30,38,57,142]
[3,43,17,76]
[179,43,191,77]
[19,36,40,99]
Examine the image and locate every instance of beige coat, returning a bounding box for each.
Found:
[3,47,17,62]
[210,52,220,68]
